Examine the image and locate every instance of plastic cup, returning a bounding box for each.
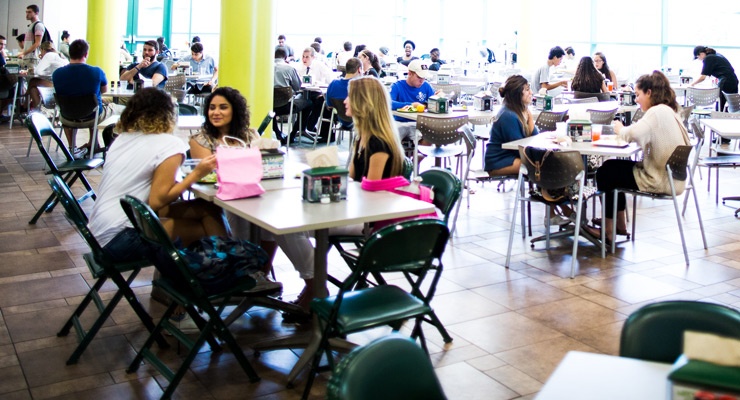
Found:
[592,124,602,141]
[607,82,614,92]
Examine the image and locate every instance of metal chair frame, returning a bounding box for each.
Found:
[612,145,707,265]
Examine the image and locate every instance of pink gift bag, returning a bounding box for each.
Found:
[215,144,265,201]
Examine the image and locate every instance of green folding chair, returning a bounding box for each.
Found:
[119,195,261,399]
[327,335,446,400]
[304,219,450,398]
[49,175,168,365]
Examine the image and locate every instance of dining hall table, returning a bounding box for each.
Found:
[190,178,436,385]
[701,118,740,216]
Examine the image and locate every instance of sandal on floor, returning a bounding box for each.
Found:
[590,218,630,237]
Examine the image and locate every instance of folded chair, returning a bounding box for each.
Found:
[48,176,168,365]
[505,146,606,278]
[304,219,450,399]
[120,195,261,400]
[620,300,740,363]
[612,145,707,266]
[326,335,447,400]
[26,113,102,224]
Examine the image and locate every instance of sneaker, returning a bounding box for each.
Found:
[246,271,283,293]
[544,215,571,227]
[72,147,88,159]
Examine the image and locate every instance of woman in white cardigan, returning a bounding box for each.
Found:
[585,71,690,242]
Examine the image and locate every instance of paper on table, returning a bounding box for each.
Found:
[253,137,280,149]
[684,331,740,367]
[306,145,339,168]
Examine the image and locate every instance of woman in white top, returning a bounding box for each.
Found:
[584,71,690,242]
[26,41,68,110]
[89,87,224,262]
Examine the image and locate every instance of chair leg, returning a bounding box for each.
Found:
[424,311,453,343]
[689,169,709,250]
[505,174,524,268]
[669,179,690,266]
[29,192,57,224]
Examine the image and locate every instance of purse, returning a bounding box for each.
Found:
[361,176,438,231]
[215,136,265,201]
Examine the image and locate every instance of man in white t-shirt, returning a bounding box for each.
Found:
[532,46,568,95]
[19,4,46,68]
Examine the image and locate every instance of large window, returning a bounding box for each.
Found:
[170,0,221,61]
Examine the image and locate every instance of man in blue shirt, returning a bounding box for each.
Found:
[325,57,362,132]
[53,39,123,157]
[390,59,436,140]
[120,40,168,89]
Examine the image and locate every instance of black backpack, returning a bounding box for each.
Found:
[32,21,53,44]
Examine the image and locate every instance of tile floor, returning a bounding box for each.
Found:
[1,118,740,399]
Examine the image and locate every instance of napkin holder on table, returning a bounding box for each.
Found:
[473,91,494,111]
[427,95,449,114]
[668,331,740,400]
[302,146,347,202]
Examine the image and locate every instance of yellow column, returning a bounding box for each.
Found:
[220,0,275,134]
[86,0,121,83]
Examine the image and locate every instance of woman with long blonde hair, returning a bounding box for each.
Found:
[346,76,405,180]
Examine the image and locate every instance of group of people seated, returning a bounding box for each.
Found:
[89,74,405,315]
[485,69,691,244]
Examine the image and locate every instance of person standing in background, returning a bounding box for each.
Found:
[691,46,739,116]
[58,31,71,60]
[19,4,46,69]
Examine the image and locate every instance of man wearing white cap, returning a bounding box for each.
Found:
[390,59,437,140]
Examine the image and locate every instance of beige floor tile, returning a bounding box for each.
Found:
[448,312,563,354]
[471,277,573,310]
[583,272,684,304]
[484,365,543,396]
[436,361,518,400]
[495,336,598,382]
[518,297,626,337]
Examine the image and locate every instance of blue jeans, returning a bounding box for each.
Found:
[103,227,151,263]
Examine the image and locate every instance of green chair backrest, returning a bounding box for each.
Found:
[177,103,198,116]
[47,175,109,263]
[27,113,75,170]
[419,168,462,224]
[327,335,446,400]
[355,219,449,279]
[119,195,209,299]
[620,300,740,363]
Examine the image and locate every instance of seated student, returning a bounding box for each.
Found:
[485,75,571,226]
[485,75,538,177]
[272,47,311,144]
[571,56,608,94]
[89,88,226,264]
[26,42,68,111]
[584,71,691,243]
[397,40,419,66]
[428,48,446,71]
[119,40,168,89]
[275,76,406,313]
[325,57,362,130]
[172,42,218,94]
[53,39,125,158]
[389,59,436,141]
[359,49,381,78]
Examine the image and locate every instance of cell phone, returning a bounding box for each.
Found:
[257,111,276,135]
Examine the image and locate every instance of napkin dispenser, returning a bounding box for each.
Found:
[437,74,451,84]
[619,91,636,106]
[534,94,553,111]
[567,120,592,142]
[261,149,285,180]
[303,75,313,85]
[302,167,349,203]
[427,95,449,114]
[4,63,20,74]
[668,355,740,400]
[473,91,493,111]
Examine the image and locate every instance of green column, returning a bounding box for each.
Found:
[220,0,275,134]
[86,0,123,83]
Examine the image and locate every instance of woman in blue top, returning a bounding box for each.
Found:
[484,75,538,176]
